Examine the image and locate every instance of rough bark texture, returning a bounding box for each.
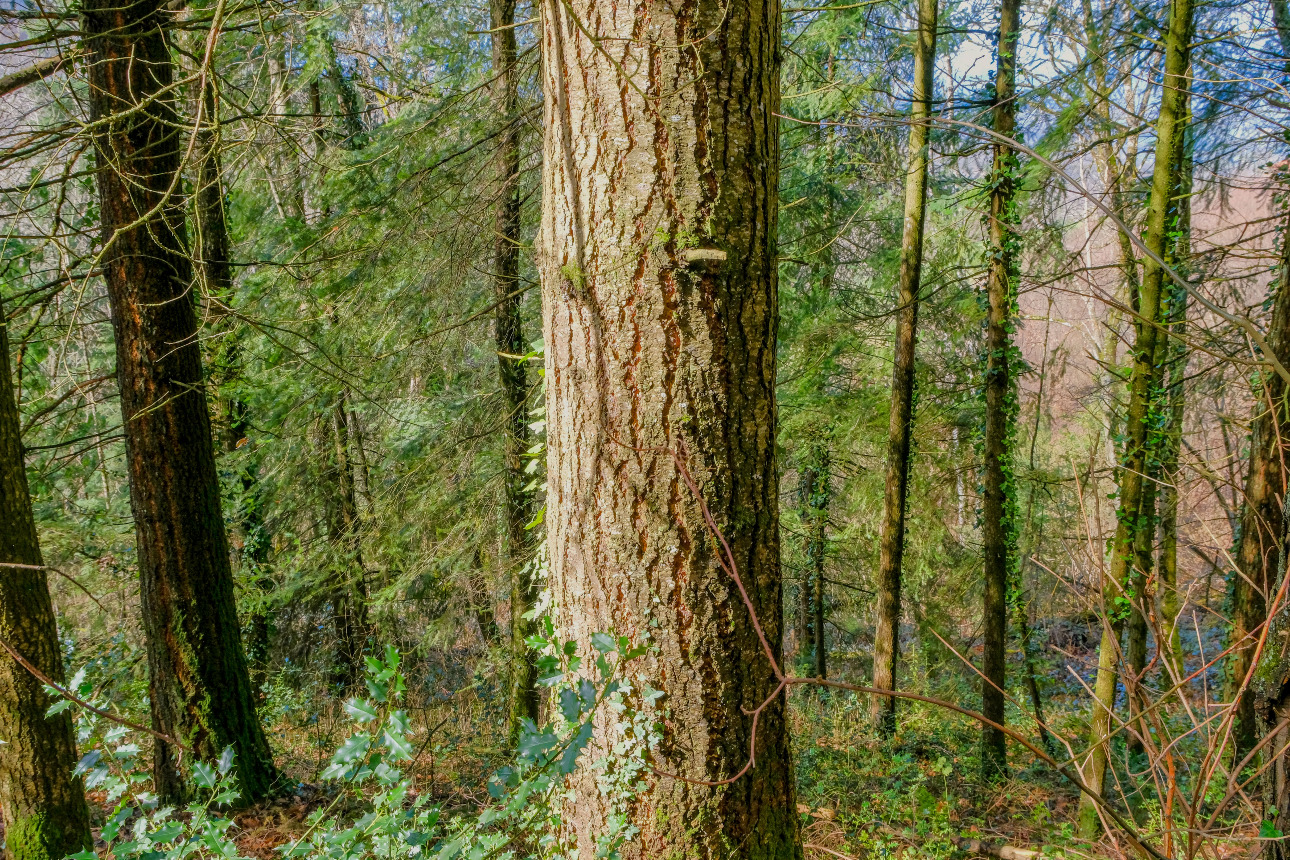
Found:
[980,0,1022,782]
[490,0,538,745]
[1076,0,1192,834]
[801,447,830,680]
[1157,140,1190,692]
[538,0,800,850]
[1233,1,1290,756]
[325,396,370,690]
[0,300,92,860]
[190,74,274,694]
[871,0,938,734]
[82,0,278,802]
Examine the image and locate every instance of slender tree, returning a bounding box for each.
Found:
[1229,0,1290,756]
[980,0,1023,782]
[82,0,278,801]
[538,0,800,846]
[189,61,275,693]
[1077,0,1193,833]
[0,298,92,860]
[872,0,938,734]
[490,0,539,745]
[325,394,370,689]
[802,442,830,680]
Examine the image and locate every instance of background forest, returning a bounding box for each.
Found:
[0,0,1287,854]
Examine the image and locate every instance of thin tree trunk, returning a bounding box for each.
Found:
[872,0,938,734]
[327,393,370,689]
[1077,0,1193,834]
[980,0,1022,782]
[1231,210,1290,754]
[191,63,275,696]
[802,445,830,680]
[82,0,278,802]
[1155,93,1193,702]
[538,0,800,847]
[0,298,92,860]
[1231,0,1290,758]
[490,0,538,746]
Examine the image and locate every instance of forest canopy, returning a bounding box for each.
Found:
[0,0,1288,855]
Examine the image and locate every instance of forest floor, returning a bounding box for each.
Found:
[74,634,1254,860]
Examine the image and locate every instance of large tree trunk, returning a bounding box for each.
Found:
[0,299,92,860]
[871,0,938,734]
[980,0,1023,782]
[82,0,278,802]
[490,0,538,745]
[1076,0,1193,835]
[538,0,800,849]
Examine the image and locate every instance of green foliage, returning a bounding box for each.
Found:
[63,634,653,860]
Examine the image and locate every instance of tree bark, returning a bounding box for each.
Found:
[1149,89,1192,712]
[0,298,92,860]
[1232,0,1290,758]
[325,394,369,689]
[190,65,275,695]
[1076,0,1192,834]
[82,0,277,802]
[802,445,830,680]
[980,0,1022,782]
[538,0,800,848]
[872,0,938,735]
[490,0,538,746]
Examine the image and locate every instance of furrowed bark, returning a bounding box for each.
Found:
[1232,0,1290,757]
[490,0,538,746]
[802,444,830,680]
[1076,0,1193,834]
[326,393,369,690]
[82,0,278,802]
[538,0,800,847]
[980,0,1022,782]
[872,0,938,735]
[0,297,93,860]
[190,66,274,694]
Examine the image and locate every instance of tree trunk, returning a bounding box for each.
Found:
[1153,91,1193,706]
[490,0,538,746]
[1232,0,1290,758]
[82,0,278,802]
[0,298,92,860]
[538,0,800,847]
[191,67,275,696]
[872,0,938,735]
[980,0,1022,782]
[326,394,370,689]
[1232,210,1290,754]
[1076,0,1192,834]
[802,445,830,680]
